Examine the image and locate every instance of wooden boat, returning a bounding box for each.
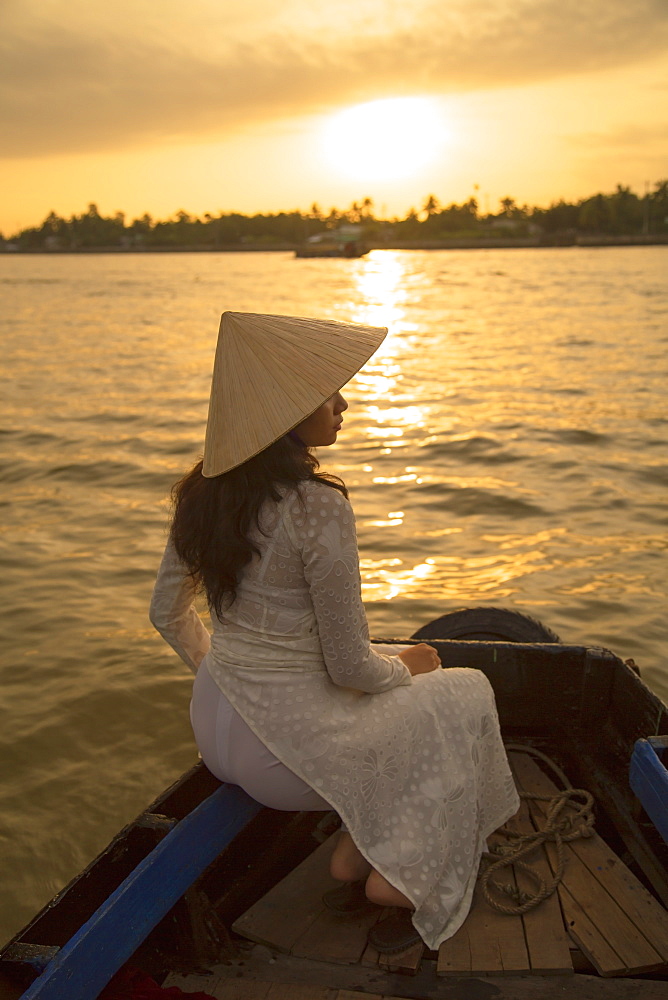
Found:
[295,226,370,258]
[2,610,667,999]
[295,239,369,259]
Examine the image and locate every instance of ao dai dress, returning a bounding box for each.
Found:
[150,479,519,949]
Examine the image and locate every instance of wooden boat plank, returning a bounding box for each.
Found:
[555,882,628,977]
[264,984,333,999]
[165,950,668,999]
[436,923,471,975]
[359,941,381,967]
[438,822,531,977]
[520,886,574,975]
[232,837,338,954]
[463,885,524,975]
[334,992,388,1000]
[503,782,573,974]
[337,994,399,1000]
[551,841,664,975]
[279,827,382,966]
[568,823,668,962]
[608,656,668,746]
[198,981,273,999]
[516,759,663,976]
[453,891,502,975]
[360,907,396,974]
[512,752,666,976]
[377,938,424,975]
[577,747,668,909]
[233,836,421,971]
[291,906,381,965]
[513,750,668,956]
[480,830,532,974]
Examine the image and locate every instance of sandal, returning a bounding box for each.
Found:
[367,909,422,953]
[322,880,375,916]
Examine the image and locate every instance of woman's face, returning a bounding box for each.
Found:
[294,391,348,447]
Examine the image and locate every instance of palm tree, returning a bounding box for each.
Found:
[422,194,440,218]
[500,197,516,218]
[360,197,374,221]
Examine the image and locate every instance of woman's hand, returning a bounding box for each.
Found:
[398,643,441,676]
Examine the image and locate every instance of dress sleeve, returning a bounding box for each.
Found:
[149,537,211,674]
[288,485,412,694]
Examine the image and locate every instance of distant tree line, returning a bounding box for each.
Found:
[4,182,667,251]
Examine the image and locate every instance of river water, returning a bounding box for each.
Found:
[1,247,666,942]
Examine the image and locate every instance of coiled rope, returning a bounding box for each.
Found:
[480,743,595,915]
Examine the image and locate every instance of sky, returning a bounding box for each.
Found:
[1,0,667,235]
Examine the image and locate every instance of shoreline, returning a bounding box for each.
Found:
[2,235,667,255]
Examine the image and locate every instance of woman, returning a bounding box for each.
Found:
[150,311,519,954]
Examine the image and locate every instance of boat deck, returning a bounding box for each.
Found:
[165,751,668,999]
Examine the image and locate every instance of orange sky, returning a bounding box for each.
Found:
[1,0,667,235]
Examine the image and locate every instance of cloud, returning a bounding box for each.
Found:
[1,0,667,158]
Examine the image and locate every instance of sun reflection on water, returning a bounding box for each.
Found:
[350,264,408,394]
[361,557,437,601]
[355,370,401,396]
[367,404,426,426]
[351,252,410,332]
[362,509,405,528]
[346,254,434,454]
[360,547,555,603]
[371,473,419,484]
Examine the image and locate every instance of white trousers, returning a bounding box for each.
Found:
[190,661,331,811]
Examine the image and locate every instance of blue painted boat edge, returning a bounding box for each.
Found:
[20,783,262,1000]
[630,737,668,845]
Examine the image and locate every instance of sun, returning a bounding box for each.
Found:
[321,97,448,182]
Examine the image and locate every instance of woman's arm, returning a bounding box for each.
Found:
[149,538,211,674]
[291,484,413,694]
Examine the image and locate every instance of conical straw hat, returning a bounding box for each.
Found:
[202,311,387,477]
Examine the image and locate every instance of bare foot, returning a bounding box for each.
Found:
[365,868,413,909]
[330,831,372,882]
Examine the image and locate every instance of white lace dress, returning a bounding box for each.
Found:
[150,480,519,949]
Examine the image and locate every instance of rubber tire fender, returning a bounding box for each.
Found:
[411,607,561,643]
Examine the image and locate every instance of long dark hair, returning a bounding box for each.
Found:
[170,436,347,618]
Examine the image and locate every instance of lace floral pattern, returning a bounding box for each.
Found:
[150,480,519,949]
